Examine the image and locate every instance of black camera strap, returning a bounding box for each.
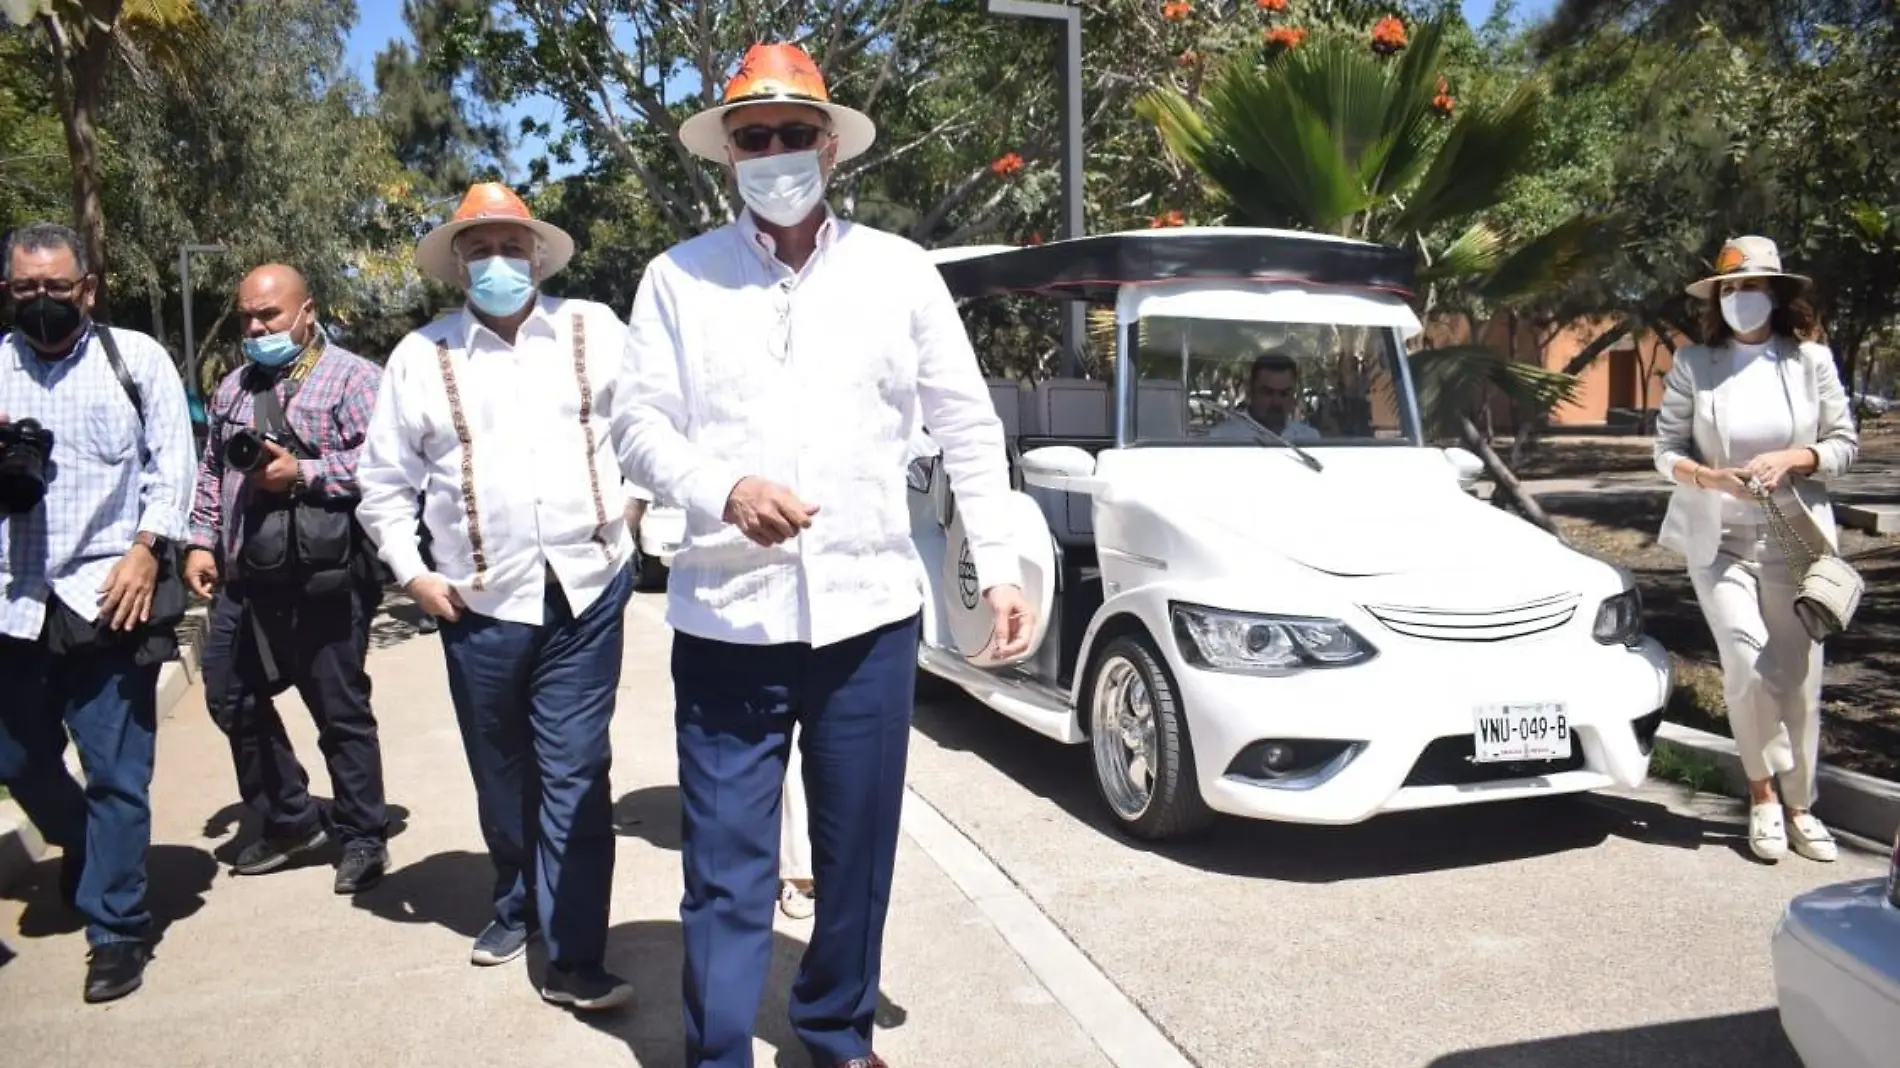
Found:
[249,373,311,456]
[95,326,145,427]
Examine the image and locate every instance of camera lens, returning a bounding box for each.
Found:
[0,418,54,514]
[225,428,264,473]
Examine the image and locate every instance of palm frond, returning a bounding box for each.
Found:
[1410,344,1581,436]
[1420,222,1504,286]
[1390,80,1547,235]
[1366,17,1453,199]
[1479,212,1625,304]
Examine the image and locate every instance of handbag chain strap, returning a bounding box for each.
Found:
[1749,478,1822,573]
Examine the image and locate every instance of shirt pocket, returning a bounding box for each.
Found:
[79,404,139,466]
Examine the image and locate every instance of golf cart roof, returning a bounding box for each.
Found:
[927,227,1417,305]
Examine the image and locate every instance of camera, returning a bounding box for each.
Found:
[0,418,55,514]
[224,427,284,474]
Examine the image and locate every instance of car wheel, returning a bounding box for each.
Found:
[1087,634,1215,841]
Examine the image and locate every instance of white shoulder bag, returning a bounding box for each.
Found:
[1750,478,1863,642]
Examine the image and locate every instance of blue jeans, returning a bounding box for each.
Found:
[0,635,159,946]
[673,614,919,1068]
[439,565,630,967]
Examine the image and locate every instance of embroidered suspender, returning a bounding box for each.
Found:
[571,312,612,557]
[433,338,491,591]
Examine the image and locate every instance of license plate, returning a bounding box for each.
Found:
[1473,704,1572,762]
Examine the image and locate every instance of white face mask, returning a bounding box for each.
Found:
[1720,289,1774,336]
[734,150,827,227]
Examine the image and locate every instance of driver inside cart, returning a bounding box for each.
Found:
[1211,351,1320,441]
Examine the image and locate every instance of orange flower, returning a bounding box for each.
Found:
[1178,49,1199,67]
[1150,210,1186,228]
[1161,1,1190,21]
[1257,0,1288,10]
[990,152,1025,178]
[1027,231,1045,246]
[1371,14,1408,54]
[1265,26,1308,48]
[1432,92,1455,115]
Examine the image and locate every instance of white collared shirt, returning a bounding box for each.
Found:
[620,211,1020,648]
[357,296,635,626]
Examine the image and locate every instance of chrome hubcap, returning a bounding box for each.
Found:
[1092,656,1157,820]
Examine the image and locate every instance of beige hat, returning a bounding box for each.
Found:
[1685,235,1812,301]
[414,182,575,286]
[678,43,876,163]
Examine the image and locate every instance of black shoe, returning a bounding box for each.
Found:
[470,920,532,966]
[231,827,329,876]
[333,842,388,894]
[416,614,438,635]
[539,963,633,1012]
[83,942,149,1004]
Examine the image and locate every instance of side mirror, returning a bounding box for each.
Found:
[1020,445,1102,494]
[1443,446,1484,490]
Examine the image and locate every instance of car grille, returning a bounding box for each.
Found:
[1402,735,1587,788]
[1360,593,1580,642]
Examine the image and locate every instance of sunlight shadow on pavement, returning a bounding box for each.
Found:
[1427,1008,1799,1068]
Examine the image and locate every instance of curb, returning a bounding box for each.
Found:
[1655,721,1900,845]
[0,619,204,894]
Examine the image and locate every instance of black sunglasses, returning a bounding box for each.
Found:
[729,122,827,154]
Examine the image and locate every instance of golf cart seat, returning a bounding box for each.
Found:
[1026,379,1112,547]
[986,377,1030,440]
[1134,380,1187,440]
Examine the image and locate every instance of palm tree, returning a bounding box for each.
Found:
[3,0,201,317]
[1139,17,1615,529]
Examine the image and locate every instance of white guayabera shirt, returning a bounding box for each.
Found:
[620,210,1020,649]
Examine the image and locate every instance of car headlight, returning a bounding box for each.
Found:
[1592,587,1644,645]
[1171,603,1377,675]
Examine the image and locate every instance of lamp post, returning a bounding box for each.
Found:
[986,0,1086,376]
[177,242,227,426]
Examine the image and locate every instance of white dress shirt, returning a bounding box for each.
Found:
[620,211,1020,648]
[357,297,634,626]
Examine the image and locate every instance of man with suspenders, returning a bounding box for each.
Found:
[355,184,638,1011]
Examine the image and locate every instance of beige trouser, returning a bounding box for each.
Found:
[781,724,812,882]
[1688,524,1825,806]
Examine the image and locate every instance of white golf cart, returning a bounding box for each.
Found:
[907,228,1674,840]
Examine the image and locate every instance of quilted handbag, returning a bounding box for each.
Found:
[1751,478,1864,642]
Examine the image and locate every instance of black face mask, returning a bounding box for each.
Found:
[15,294,85,350]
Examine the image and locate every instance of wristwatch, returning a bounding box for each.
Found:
[135,531,170,554]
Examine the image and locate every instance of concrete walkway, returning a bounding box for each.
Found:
[0,599,1119,1068]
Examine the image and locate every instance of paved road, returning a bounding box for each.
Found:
[903,667,1884,1068]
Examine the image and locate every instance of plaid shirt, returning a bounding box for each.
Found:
[188,336,382,560]
[0,326,196,640]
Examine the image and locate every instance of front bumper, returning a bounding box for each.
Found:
[1773,879,1900,1068]
[1169,635,1673,825]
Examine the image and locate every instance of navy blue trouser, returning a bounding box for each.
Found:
[439,564,630,968]
[0,633,159,947]
[674,614,919,1068]
[200,581,387,844]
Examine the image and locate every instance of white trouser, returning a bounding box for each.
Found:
[781,724,812,881]
[1688,523,1825,805]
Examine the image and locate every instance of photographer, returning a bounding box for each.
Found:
[0,222,194,1004]
[185,265,389,898]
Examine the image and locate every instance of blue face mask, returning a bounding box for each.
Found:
[466,256,536,317]
[242,310,306,367]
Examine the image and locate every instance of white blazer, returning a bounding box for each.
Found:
[1653,336,1858,568]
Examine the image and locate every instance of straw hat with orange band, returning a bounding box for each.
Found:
[679,43,877,164]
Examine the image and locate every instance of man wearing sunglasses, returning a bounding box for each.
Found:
[620,42,1035,1068]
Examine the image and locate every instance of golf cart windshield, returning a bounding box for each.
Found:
[1127,316,1420,446]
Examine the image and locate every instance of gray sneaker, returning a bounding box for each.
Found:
[470,921,532,966]
[231,827,329,876]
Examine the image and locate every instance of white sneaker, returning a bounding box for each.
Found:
[779,882,815,920]
[1749,803,1788,862]
[1787,813,1839,863]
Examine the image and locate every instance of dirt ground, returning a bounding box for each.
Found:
[1513,421,1900,782]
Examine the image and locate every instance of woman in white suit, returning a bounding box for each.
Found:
[1653,235,1858,864]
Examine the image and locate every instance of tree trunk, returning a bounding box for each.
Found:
[1463,414,1556,533]
[43,10,121,321]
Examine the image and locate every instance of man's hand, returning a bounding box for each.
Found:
[405,572,465,622]
[984,584,1036,660]
[248,440,301,494]
[98,543,160,631]
[183,548,219,599]
[723,476,819,547]
[1742,448,1814,493]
